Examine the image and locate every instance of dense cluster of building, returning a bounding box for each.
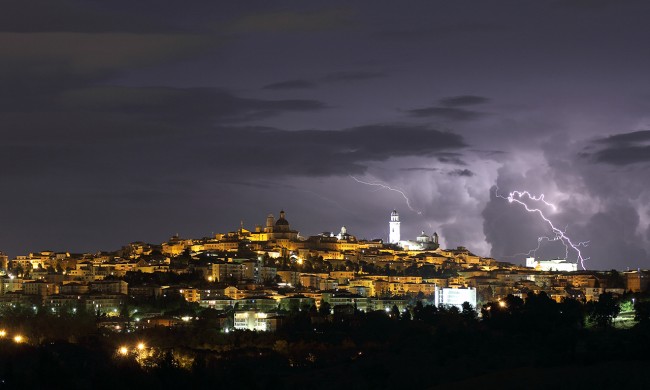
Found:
[0,210,646,331]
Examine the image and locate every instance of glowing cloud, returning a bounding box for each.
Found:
[496,187,589,270]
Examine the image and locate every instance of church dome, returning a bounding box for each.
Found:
[275,210,289,226]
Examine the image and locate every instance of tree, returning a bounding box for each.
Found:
[413,300,424,321]
[318,301,331,316]
[589,292,620,327]
[634,300,650,325]
[390,304,400,319]
[559,297,585,329]
[461,302,477,322]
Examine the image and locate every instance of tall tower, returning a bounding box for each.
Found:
[389,210,400,244]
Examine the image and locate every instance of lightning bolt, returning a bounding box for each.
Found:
[350,175,422,215]
[495,187,589,270]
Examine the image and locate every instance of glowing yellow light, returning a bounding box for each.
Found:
[0,330,6,337]
[118,346,129,355]
[208,276,214,282]
[137,342,145,351]
[13,335,24,343]
[498,301,506,308]
[297,258,303,265]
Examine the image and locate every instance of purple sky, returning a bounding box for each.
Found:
[2,0,650,269]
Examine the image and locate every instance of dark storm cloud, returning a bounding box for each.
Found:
[321,71,386,83]
[405,95,489,121]
[263,70,384,91]
[439,95,490,107]
[448,169,474,177]
[0,32,213,114]
[0,31,211,114]
[593,146,650,165]
[400,167,439,172]
[376,22,503,42]
[228,8,353,33]
[585,130,650,165]
[223,180,298,190]
[436,153,467,165]
[473,150,506,157]
[196,124,466,176]
[0,0,178,33]
[594,130,650,145]
[0,33,210,75]
[582,204,649,269]
[0,1,217,114]
[1,114,466,179]
[553,0,641,9]
[405,106,486,121]
[59,87,327,123]
[262,79,317,90]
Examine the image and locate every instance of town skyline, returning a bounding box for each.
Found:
[0,207,621,272]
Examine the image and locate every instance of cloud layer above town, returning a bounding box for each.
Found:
[2,0,650,269]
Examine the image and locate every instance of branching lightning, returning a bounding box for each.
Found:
[350,176,422,215]
[496,187,589,270]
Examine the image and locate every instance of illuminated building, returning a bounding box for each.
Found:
[23,281,59,297]
[525,257,577,272]
[398,231,440,251]
[389,210,400,244]
[233,311,281,331]
[434,286,477,309]
[625,271,649,292]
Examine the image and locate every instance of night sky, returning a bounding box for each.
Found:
[2,0,650,270]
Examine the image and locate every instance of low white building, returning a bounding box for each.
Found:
[434,286,477,310]
[526,257,577,272]
[233,311,279,332]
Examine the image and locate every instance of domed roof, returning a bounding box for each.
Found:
[275,210,289,226]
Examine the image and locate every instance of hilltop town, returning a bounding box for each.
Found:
[1,209,645,332]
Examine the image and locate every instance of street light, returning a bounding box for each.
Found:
[118,346,129,356]
[0,330,6,337]
[13,335,24,343]
[136,342,145,351]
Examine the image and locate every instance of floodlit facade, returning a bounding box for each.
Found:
[526,257,577,272]
[434,286,477,309]
[233,311,279,331]
[389,210,400,244]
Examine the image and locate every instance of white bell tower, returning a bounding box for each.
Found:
[389,210,400,244]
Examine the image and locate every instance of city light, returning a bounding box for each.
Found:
[0,330,6,337]
[118,346,129,355]
[137,342,146,351]
[13,335,24,343]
